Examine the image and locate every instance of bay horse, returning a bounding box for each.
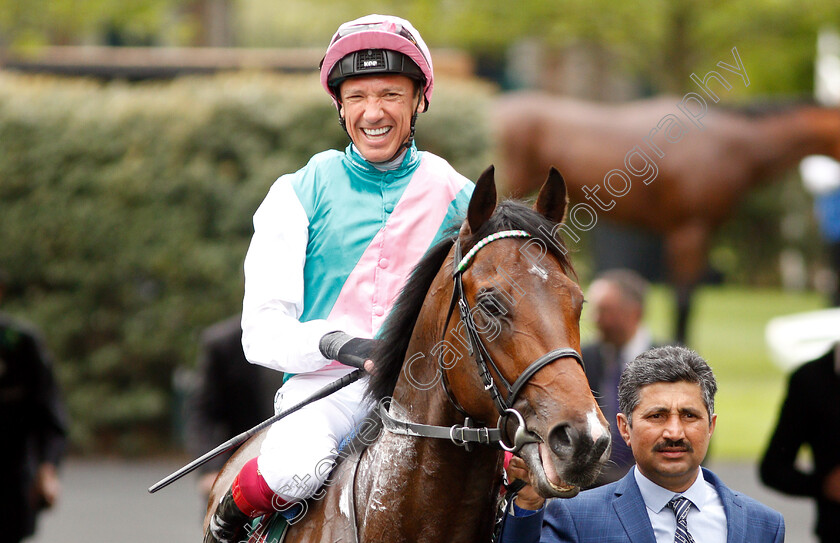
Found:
[494,93,840,343]
[203,166,611,542]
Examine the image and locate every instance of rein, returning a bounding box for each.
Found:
[380,230,585,453]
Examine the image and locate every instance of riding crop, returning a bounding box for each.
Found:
[148,367,365,493]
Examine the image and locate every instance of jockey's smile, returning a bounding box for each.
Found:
[339,74,423,164]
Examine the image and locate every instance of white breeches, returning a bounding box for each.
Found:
[257,366,372,501]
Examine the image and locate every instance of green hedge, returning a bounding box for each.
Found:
[0,71,494,453]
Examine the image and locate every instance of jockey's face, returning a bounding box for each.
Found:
[339,74,423,163]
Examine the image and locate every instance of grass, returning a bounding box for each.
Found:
[579,285,826,461]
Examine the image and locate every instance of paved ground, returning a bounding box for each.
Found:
[28,457,816,542]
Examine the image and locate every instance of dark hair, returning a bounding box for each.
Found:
[618,345,717,424]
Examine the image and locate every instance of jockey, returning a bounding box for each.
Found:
[206,14,475,543]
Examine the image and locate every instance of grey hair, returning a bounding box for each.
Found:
[592,268,648,309]
[618,345,717,425]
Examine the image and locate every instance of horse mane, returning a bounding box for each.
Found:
[719,96,821,118]
[366,199,576,403]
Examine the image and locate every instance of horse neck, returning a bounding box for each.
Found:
[386,378,504,541]
[745,106,840,187]
[374,289,504,540]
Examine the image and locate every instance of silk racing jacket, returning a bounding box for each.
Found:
[241,142,474,377]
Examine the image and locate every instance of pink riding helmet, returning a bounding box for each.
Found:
[320,14,434,112]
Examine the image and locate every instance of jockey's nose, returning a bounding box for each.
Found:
[363,98,385,124]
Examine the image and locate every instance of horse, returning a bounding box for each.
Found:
[203,166,611,542]
[494,92,840,343]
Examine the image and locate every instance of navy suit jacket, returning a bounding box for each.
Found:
[500,468,785,543]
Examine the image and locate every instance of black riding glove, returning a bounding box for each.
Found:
[319,331,379,370]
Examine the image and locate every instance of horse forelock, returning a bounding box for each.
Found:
[365,199,576,404]
[471,200,576,279]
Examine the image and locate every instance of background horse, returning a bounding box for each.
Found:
[204,166,611,542]
[494,92,840,343]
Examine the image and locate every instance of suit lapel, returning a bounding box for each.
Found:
[703,468,746,543]
[612,472,657,543]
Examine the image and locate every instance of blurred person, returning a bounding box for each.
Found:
[499,345,784,543]
[582,269,662,485]
[0,270,68,542]
[800,155,840,306]
[205,14,474,543]
[185,315,284,503]
[760,341,840,542]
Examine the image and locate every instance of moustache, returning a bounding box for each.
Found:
[653,439,694,453]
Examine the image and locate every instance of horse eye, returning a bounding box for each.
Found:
[476,290,508,317]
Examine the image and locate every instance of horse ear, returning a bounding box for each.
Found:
[467,165,497,233]
[534,166,569,223]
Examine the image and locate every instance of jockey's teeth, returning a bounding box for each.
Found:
[363,127,390,136]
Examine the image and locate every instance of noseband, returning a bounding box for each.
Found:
[380,230,585,453]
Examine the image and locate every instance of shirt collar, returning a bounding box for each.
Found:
[634,466,708,514]
[346,142,419,175]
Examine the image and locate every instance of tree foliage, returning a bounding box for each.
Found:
[0,0,178,48]
[4,0,839,96]
[239,0,840,96]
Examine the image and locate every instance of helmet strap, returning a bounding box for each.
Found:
[384,106,419,163]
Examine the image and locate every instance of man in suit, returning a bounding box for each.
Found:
[582,269,659,484]
[760,341,840,542]
[500,345,784,543]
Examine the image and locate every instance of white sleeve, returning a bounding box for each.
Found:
[241,177,339,373]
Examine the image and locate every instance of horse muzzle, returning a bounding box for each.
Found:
[518,417,611,498]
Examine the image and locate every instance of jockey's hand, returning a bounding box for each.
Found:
[319,331,380,371]
[506,455,546,511]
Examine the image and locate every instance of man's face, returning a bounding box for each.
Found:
[339,74,422,163]
[617,380,716,492]
[587,280,641,348]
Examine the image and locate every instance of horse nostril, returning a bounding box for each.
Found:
[593,433,611,460]
[548,422,578,457]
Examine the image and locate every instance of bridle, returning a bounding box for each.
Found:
[380,229,585,453]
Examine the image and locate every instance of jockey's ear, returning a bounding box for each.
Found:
[466,165,497,234]
[534,166,568,224]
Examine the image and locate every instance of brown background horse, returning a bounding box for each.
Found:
[204,167,610,542]
[494,92,840,343]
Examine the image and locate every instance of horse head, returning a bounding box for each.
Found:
[440,165,611,497]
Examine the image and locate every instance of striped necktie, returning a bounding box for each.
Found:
[667,496,695,543]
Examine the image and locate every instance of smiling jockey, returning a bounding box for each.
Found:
[205,14,474,543]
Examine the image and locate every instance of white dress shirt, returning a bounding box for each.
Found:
[634,466,728,542]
